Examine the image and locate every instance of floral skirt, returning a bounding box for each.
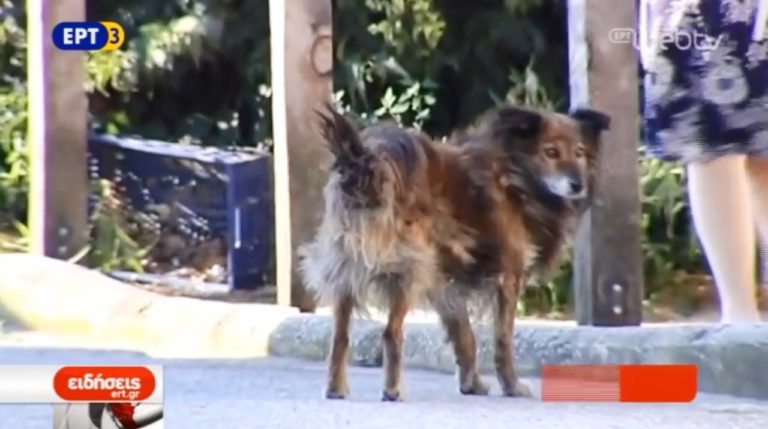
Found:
[643,0,768,163]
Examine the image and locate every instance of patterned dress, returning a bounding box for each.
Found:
[641,0,768,163]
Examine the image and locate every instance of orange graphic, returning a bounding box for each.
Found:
[53,366,156,402]
[542,364,698,402]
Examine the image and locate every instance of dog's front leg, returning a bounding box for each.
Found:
[382,291,409,401]
[494,274,533,398]
[326,295,353,399]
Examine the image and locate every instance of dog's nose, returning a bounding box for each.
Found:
[570,180,583,194]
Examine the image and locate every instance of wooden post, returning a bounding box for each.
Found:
[568,0,644,326]
[269,0,333,311]
[26,0,89,259]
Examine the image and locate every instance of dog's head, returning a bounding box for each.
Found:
[487,105,610,200]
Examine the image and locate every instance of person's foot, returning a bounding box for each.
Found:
[720,308,762,324]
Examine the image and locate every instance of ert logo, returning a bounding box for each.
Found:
[52,21,125,51]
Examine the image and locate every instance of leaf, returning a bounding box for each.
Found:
[381,87,396,108]
[403,83,421,98]
[389,103,409,114]
[172,15,202,34]
[67,245,92,264]
[12,220,29,238]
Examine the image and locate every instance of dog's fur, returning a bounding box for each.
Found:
[300,104,610,400]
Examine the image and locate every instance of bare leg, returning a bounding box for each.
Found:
[382,293,409,401]
[747,156,768,248]
[747,155,768,297]
[494,276,532,397]
[429,291,488,395]
[687,155,760,323]
[326,295,353,399]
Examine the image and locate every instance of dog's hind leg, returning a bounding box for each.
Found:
[493,275,533,398]
[326,294,353,399]
[381,289,409,401]
[429,290,488,395]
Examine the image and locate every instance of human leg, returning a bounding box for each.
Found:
[687,155,760,323]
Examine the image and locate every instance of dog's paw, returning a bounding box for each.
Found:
[501,380,534,398]
[382,390,402,402]
[326,391,347,400]
[325,386,350,400]
[459,378,490,396]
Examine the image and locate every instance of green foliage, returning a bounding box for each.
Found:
[638,152,703,298]
[85,0,273,148]
[0,178,156,274]
[334,0,568,134]
[85,180,157,272]
[372,82,437,130]
[500,61,562,110]
[0,0,28,224]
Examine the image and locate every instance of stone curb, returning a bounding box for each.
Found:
[268,315,768,400]
[0,253,298,357]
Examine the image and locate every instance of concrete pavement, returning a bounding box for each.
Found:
[0,346,767,429]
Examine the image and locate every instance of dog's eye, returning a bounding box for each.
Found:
[544,147,560,159]
[575,146,585,158]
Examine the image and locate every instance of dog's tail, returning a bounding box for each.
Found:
[316,103,367,163]
[316,104,385,208]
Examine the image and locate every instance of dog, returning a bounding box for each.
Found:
[300,103,610,401]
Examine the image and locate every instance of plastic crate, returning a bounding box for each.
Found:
[87,133,274,290]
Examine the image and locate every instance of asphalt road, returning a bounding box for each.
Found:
[0,345,766,429]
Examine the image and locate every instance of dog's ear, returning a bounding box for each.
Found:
[569,107,611,148]
[490,105,544,142]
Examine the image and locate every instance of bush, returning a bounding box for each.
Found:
[0,0,29,224]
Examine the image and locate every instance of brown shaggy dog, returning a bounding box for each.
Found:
[300,104,610,401]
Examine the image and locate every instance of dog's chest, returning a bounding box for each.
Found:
[526,208,580,275]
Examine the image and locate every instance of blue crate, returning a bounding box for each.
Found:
[87,133,274,290]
